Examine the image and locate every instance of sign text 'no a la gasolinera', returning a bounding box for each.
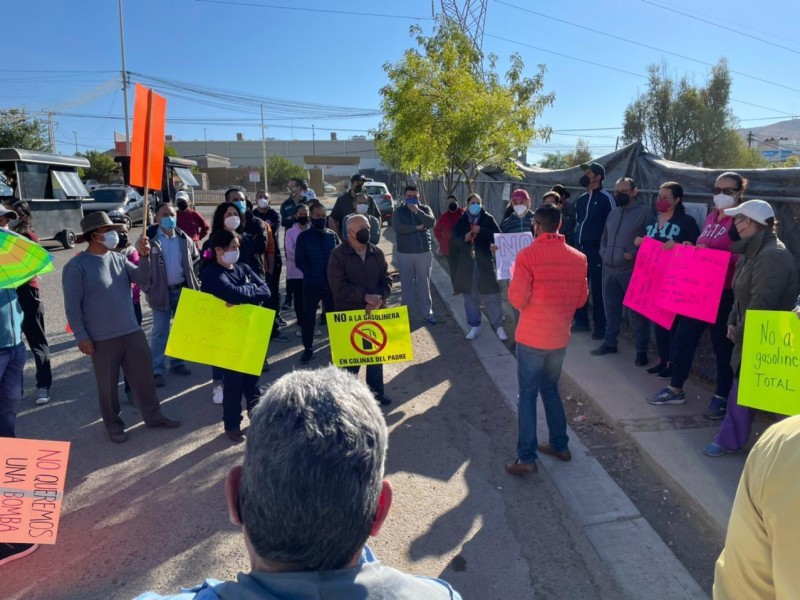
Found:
[327,306,413,367]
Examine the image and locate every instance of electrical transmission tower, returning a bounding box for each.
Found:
[440,0,488,54]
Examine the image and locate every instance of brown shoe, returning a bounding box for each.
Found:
[538,443,572,462]
[226,429,246,444]
[506,459,537,476]
[146,416,182,429]
[108,431,128,444]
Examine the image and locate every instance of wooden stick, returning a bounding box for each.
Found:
[141,89,154,237]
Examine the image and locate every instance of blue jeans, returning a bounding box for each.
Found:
[221,369,262,432]
[150,288,185,375]
[516,343,568,464]
[0,342,27,437]
[464,263,503,328]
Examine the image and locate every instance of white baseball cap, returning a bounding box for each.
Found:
[175,191,190,202]
[723,199,774,225]
[0,207,18,220]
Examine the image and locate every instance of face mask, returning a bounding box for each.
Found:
[448,202,458,212]
[224,215,240,231]
[257,198,269,209]
[355,228,370,244]
[7,218,18,229]
[355,203,369,214]
[296,215,309,226]
[579,175,591,188]
[513,204,527,216]
[177,201,189,211]
[117,233,128,248]
[405,197,419,205]
[311,217,327,230]
[656,198,672,213]
[615,193,630,207]
[233,200,247,214]
[353,183,363,194]
[728,222,743,242]
[468,204,481,216]
[713,194,736,210]
[222,249,240,266]
[98,230,119,249]
[161,216,176,230]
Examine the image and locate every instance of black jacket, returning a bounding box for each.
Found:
[575,188,616,246]
[295,227,340,288]
[451,209,501,295]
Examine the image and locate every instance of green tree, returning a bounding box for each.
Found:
[622,60,760,168]
[266,154,307,191]
[376,18,553,193]
[78,150,117,181]
[0,109,48,150]
[164,144,179,157]
[538,138,592,169]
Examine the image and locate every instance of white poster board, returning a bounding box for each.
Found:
[494,232,533,280]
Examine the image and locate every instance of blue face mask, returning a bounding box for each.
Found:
[233,200,247,214]
[405,197,419,205]
[468,204,481,216]
[161,216,177,230]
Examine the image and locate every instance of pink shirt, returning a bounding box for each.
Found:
[696,212,739,289]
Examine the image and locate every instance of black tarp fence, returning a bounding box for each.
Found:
[418,142,800,266]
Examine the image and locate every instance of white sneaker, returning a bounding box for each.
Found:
[212,384,223,405]
[496,326,508,341]
[466,326,480,340]
[35,388,50,405]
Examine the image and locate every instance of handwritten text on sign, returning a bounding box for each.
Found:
[166,289,275,376]
[623,237,676,330]
[655,244,729,324]
[0,438,70,544]
[327,306,413,367]
[494,232,533,281]
[738,310,800,416]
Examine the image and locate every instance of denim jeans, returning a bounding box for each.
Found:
[516,343,568,464]
[0,342,26,437]
[150,288,185,375]
[602,269,649,352]
[221,369,262,432]
[395,251,433,318]
[463,263,503,329]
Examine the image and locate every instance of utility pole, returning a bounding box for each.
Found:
[260,104,269,192]
[203,127,208,155]
[747,131,754,149]
[118,0,131,155]
[47,112,56,153]
[312,124,316,156]
[73,131,78,154]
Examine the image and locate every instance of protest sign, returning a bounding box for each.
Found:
[327,306,413,367]
[0,438,70,544]
[494,232,533,280]
[623,237,676,330]
[129,83,166,191]
[738,310,800,415]
[655,245,729,323]
[166,289,275,376]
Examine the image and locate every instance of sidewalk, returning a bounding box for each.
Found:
[421,249,708,600]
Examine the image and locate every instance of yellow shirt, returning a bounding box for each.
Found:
[714,414,800,599]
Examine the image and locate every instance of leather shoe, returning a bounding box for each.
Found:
[538,443,572,461]
[146,416,182,429]
[376,394,392,406]
[169,364,192,376]
[226,429,245,444]
[590,344,617,356]
[108,431,128,444]
[153,374,166,387]
[506,459,537,476]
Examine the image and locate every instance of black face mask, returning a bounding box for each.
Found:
[728,222,742,242]
[296,215,309,225]
[615,193,630,207]
[311,217,327,230]
[117,234,128,248]
[448,202,458,212]
[177,201,188,211]
[355,229,370,244]
[353,183,363,194]
[579,175,591,188]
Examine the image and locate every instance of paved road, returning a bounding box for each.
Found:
[6,211,624,599]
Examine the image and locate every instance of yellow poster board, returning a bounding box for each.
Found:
[327,306,413,367]
[738,310,800,416]
[166,289,274,376]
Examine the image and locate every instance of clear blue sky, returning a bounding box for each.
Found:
[3,0,799,163]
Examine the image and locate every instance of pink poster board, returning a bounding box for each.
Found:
[655,245,729,324]
[623,237,676,330]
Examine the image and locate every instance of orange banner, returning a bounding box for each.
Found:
[0,438,71,545]
[129,83,167,190]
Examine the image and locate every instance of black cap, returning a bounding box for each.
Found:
[579,162,605,177]
[551,184,571,199]
[351,173,367,182]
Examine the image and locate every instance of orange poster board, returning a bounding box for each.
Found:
[129,83,167,189]
[0,438,70,544]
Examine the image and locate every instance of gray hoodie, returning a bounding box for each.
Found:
[600,201,653,275]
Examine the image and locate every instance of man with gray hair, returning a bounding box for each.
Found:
[135,367,461,599]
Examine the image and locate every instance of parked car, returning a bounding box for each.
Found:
[82,185,154,230]
[82,179,101,192]
[363,182,394,225]
[323,182,336,195]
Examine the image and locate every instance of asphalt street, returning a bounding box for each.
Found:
[5,207,627,599]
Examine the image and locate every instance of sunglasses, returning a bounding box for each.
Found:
[713,187,740,195]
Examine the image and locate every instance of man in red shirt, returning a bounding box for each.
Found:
[175,191,209,249]
[506,204,588,476]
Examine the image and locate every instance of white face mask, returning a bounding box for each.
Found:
[222,249,240,266]
[224,215,241,231]
[7,218,19,229]
[98,230,119,249]
[713,194,736,210]
[355,203,369,214]
[513,204,527,216]
[257,198,269,209]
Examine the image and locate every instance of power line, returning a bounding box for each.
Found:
[641,0,800,57]
[194,0,432,21]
